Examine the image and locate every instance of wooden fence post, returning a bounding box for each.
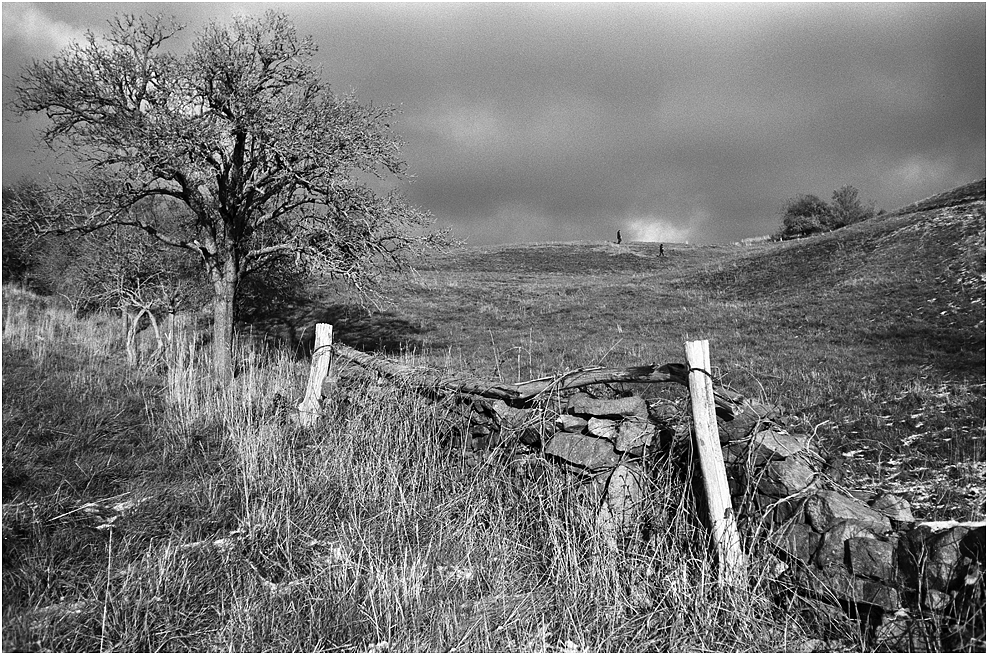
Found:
[298,323,334,427]
[684,339,747,586]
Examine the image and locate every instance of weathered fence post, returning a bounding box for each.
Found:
[298,323,334,427]
[685,339,747,586]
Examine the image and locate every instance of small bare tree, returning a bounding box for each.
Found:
[80,219,207,365]
[10,11,451,384]
[113,273,165,366]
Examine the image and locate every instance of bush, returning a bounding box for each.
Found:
[777,194,832,239]
[829,185,876,229]
[2,187,210,315]
[776,186,877,240]
[2,181,46,286]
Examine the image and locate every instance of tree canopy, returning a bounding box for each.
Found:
[829,184,876,229]
[776,186,877,240]
[778,194,832,239]
[10,11,451,381]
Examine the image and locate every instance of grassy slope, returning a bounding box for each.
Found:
[257,180,985,516]
[4,292,809,653]
[366,180,985,519]
[2,180,984,652]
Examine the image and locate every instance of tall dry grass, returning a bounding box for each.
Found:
[3,285,849,652]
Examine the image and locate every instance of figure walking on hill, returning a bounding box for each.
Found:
[659,243,665,257]
[616,230,622,245]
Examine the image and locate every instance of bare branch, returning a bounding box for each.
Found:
[12,10,454,380]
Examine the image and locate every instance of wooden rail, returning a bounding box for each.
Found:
[323,337,742,418]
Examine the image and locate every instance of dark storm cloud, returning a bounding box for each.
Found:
[3,3,984,244]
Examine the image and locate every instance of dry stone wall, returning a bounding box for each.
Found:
[323,354,983,650]
[456,387,985,650]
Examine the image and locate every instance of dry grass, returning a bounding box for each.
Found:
[348,199,985,522]
[2,190,984,651]
[2,286,831,652]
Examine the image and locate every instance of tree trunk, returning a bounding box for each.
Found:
[212,276,236,385]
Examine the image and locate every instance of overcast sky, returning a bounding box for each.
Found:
[2,2,985,245]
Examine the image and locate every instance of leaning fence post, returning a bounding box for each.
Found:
[684,339,747,586]
[298,323,334,427]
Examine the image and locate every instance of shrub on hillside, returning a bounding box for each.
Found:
[775,185,878,240]
[829,184,876,229]
[2,188,211,316]
[1,181,46,286]
[777,194,832,239]
[3,181,101,298]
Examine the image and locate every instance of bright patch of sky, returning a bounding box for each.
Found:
[624,216,692,244]
[3,5,85,54]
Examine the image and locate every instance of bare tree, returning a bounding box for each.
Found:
[10,12,450,383]
[80,217,208,364]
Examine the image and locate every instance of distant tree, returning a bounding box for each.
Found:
[777,194,832,239]
[829,184,876,229]
[775,186,880,240]
[9,12,451,383]
[3,181,97,300]
[2,180,47,285]
[4,186,209,359]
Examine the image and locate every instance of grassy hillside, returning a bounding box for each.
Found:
[886,178,986,217]
[289,179,985,519]
[2,180,984,651]
[244,179,984,517]
[4,288,817,652]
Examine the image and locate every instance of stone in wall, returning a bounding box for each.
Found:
[847,537,896,581]
[768,521,819,563]
[873,608,938,652]
[749,429,816,460]
[543,431,621,473]
[488,399,529,431]
[805,490,892,534]
[567,393,648,420]
[587,416,654,453]
[646,401,679,422]
[768,496,806,525]
[556,415,588,433]
[815,520,883,568]
[466,398,537,450]
[888,522,986,650]
[722,425,825,502]
[897,522,986,608]
[597,463,645,550]
[796,564,901,611]
[753,454,821,498]
[717,400,781,441]
[869,493,915,527]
